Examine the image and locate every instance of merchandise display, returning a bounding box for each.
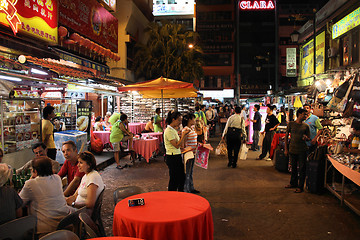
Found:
[330,153,360,172]
[53,99,77,130]
[0,98,41,154]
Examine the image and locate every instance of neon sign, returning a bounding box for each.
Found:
[239,1,275,10]
[0,0,21,34]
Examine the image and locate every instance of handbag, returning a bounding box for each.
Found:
[349,75,360,101]
[327,96,342,111]
[215,140,227,156]
[220,118,227,123]
[334,80,350,98]
[313,104,324,117]
[343,100,355,118]
[338,75,355,112]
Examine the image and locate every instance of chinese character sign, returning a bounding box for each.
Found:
[0,0,58,44]
[286,48,296,77]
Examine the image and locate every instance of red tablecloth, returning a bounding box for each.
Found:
[93,131,111,145]
[146,132,163,144]
[113,191,214,240]
[133,138,158,163]
[91,237,143,240]
[128,123,142,134]
[140,122,146,130]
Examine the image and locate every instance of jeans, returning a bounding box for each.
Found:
[184,158,195,193]
[289,152,307,190]
[252,130,260,150]
[259,131,275,159]
[165,154,185,191]
[227,137,241,166]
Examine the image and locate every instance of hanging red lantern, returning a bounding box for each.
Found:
[58,26,68,38]
[64,39,75,45]
[69,33,81,43]
[79,36,86,46]
[84,39,92,48]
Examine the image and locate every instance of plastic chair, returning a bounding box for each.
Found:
[113,186,144,206]
[79,212,100,239]
[0,215,36,240]
[39,230,79,240]
[90,187,106,237]
[56,207,87,237]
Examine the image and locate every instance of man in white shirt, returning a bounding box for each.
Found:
[222,106,247,168]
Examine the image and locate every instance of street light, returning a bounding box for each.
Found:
[290,30,300,43]
[188,44,194,49]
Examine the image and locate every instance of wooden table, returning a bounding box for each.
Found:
[113,191,213,240]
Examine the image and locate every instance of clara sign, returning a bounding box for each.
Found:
[239,1,275,10]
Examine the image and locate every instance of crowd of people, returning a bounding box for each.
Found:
[3,100,357,237]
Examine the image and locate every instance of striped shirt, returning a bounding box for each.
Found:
[183,126,198,153]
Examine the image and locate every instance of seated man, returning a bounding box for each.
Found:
[142,117,154,133]
[110,114,134,169]
[16,142,60,175]
[19,157,74,237]
[0,163,23,225]
[58,141,85,196]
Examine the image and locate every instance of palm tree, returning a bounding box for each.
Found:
[132,21,204,83]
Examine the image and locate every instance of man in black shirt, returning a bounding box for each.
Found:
[257,105,280,160]
[284,108,310,193]
[250,104,261,151]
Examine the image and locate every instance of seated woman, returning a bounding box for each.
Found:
[142,117,154,133]
[103,112,112,128]
[19,157,74,236]
[94,116,104,131]
[0,163,23,225]
[66,151,105,211]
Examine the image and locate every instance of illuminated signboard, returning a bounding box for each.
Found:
[332,6,360,39]
[286,48,296,77]
[101,0,116,12]
[300,31,325,80]
[0,0,58,44]
[153,0,195,16]
[239,1,275,10]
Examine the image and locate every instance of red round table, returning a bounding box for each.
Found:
[133,138,158,163]
[128,123,142,134]
[93,131,111,145]
[90,237,143,240]
[146,132,163,143]
[113,191,214,240]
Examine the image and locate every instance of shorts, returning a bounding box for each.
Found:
[112,136,131,152]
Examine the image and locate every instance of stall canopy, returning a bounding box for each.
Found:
[117,77,198,98]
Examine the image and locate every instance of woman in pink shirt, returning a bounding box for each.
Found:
[182,113,200,194]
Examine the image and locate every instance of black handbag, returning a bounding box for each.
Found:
[349,75,360,101]
[334,80,350,98]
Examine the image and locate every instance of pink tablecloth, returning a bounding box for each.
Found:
[93,131,111,145]
[146,132,163,144]
[133,138,158,163]
[128,123,142,134]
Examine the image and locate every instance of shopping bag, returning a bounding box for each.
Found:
[239,143,248,160]
[327,96,342,112]
[258,132,265,147]
[215,140,227,156]
[195,144,212,169]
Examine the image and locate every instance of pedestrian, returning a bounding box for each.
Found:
[181,113,200,193]
[303,104,323,153]
[222,106,247,168]
[284,108,310,193]
[206,106,216,137]
[250,104,261,151]
[218,106,229,132]
[257,104,280,160]
[41,105,57,160]
[277,106,287,126]
[154,108,163,132]
[287,108,295,122]
[164,111,190,191]
[194,105,207,126]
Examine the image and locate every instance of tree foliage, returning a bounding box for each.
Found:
[132,21,204,83]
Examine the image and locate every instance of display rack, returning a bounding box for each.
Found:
[0,97,41,154]
[120,93,196,122]
[52,98,77,130]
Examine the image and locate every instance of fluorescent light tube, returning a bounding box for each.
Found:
[0,75,22,82]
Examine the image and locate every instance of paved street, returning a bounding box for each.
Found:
[99,134,360,240]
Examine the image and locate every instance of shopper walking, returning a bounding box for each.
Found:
[284,108,310,193]
[182,113,200,193]
[250,104,262,151]
[222,106,247,168]
[206,106,216,137]
[303,104,323,152]
[164,111,189,191]
[257,105,280,160]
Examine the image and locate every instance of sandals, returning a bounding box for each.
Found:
[294,188,303,193]
[285,185,297,189]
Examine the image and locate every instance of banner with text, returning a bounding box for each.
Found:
[286,48,296,77]
[59,0,118,52]
[0,0,58,44]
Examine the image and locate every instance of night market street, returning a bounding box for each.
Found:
[99,134,360,240]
